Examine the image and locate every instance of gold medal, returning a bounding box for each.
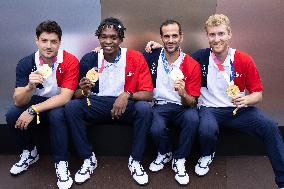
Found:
[38,64,52,79]
[226,84,240,115]
[84,68,99,106]
[86,68,99,84]
[226,84,240,97]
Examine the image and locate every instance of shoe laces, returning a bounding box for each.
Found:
[17,150,30,165]
[79,158,92,173]
[198,155,212,167]
[155,152,168,164]
[55,161,69,180]
[131,161,145,176]
[174,159,186,175]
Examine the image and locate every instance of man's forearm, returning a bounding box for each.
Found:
[33,88,74,112]
[13,85,34,107]
[181,94,197,107]
[247,91,263,105]
[131,91,153,101]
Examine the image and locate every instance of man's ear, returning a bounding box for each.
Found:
[180,33,184,43]
[228,29,232,39]
[35,36,39,45]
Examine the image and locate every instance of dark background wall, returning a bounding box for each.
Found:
[0,0,283,125]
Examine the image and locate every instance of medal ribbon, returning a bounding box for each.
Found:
[98,48,121,73]
[161,48,186,75]
[211,48,234,85]
[161,48,171,74]
[39,56,57,71]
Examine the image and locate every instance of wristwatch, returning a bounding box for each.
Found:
[126,91,133,99]
[27,106,36,115]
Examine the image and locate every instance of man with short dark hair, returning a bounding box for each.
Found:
[64,17,153,186]
[144,19,201,185]
[5,20,79,189]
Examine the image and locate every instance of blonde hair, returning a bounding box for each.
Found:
[205,14,231,33]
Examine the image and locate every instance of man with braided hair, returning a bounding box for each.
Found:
[65,17,153,185]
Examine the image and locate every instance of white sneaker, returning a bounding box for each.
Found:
[195,152,215,176]
[149,152,172,172]
[55,161,73,189]
[128,156,148,185]
[75,152,97,184]
[10,146,39,176]
[172,158,189,185]
[75,152,98,184]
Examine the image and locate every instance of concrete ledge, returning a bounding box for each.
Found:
[1,123,283,156]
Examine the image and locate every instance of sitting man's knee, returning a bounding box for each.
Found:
[65,99,82,114]
[198,126,217,140]
[134,101,152,115]
[5,106,22,126]
[150,125,164,137]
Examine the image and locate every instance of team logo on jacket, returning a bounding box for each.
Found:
[235,72,242,78]
[127,71,134,76]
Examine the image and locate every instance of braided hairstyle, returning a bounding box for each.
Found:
[95,17,126,40]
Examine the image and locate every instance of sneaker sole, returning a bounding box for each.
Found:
[173,170,189,186]
[133,179,149,186]
[10,155,40,176]
[175,179,189,187]
[57,178,73,189]
[75,164,97,185]
[195,162,211,176]
[128,167,149,186]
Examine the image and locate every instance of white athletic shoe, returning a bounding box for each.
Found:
[10,146,39,176]
[75,152,97,184]
[149,152,172,172]
[172,158,189,185]
[195,152,215,176]
[55,161,73,189]
[128,156,148,185]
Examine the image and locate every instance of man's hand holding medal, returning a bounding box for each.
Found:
[16,64,53,130]
[226,84,241,115]
[28,64,52,89]
[80,68,99,106]
[170,68,187,97]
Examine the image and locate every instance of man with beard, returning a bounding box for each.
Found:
[5,20,79,189]
[64,17,153,186]
[143,19,201,185]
